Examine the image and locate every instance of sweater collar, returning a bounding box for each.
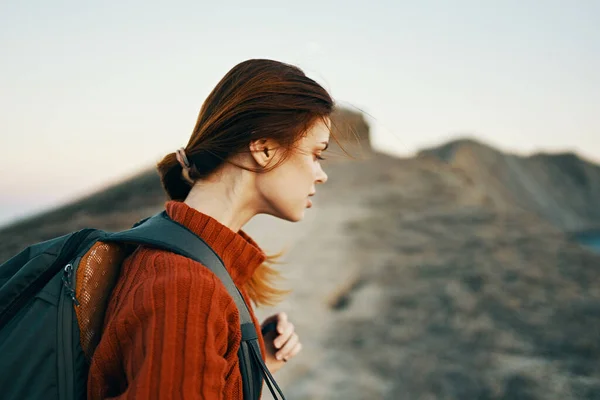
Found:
[164,200,266,287]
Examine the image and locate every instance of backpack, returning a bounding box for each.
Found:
[0,210,285,400]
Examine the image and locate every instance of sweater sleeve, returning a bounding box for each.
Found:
[112,253,240,399]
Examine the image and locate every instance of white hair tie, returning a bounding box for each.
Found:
[176,147,191,169]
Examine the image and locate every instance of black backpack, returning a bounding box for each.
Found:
[0,211,285,399]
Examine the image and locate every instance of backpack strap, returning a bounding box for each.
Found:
[104,211,285,400]
[106,211,252,325]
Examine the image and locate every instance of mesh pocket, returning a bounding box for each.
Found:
[75,242,128,361]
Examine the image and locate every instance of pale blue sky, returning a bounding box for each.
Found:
[1,0,599,226]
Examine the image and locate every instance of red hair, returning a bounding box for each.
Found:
[156,59,339,306]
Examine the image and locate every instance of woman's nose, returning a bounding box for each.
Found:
[316,166,328,184]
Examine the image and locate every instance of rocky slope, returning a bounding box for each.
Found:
[419,138,600,233]
[254,154,600,399]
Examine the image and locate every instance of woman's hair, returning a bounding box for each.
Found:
[156,59,336,307]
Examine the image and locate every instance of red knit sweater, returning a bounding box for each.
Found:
[88,200,268,399]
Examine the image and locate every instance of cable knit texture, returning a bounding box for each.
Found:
[88,200,268,399]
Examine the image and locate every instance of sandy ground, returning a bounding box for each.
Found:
[247,153,600,399]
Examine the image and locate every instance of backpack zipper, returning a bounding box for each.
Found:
[58,256,83,400]
[61,257,83,400]
[61,277,75,400]
[62,263,79,306]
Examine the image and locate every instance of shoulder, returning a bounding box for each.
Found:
[129,246,222,283]
[124,246,239,317]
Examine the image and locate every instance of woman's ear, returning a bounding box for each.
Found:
[249,138,277,167]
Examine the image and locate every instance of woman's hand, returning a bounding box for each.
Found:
[260,312,302,374]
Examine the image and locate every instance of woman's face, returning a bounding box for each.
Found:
[256,119,330,222]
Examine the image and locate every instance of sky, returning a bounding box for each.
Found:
[1,0,599,226]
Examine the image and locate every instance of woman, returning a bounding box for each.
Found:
[88,59,335,399]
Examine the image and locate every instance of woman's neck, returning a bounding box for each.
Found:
[183,166,258,233]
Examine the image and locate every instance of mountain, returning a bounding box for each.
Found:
[1,116,599,399]
[418,138,600,233]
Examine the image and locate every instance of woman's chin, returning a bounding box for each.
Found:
[288,205,310,222]
[287,210,305,223]
[263,206,305,223]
